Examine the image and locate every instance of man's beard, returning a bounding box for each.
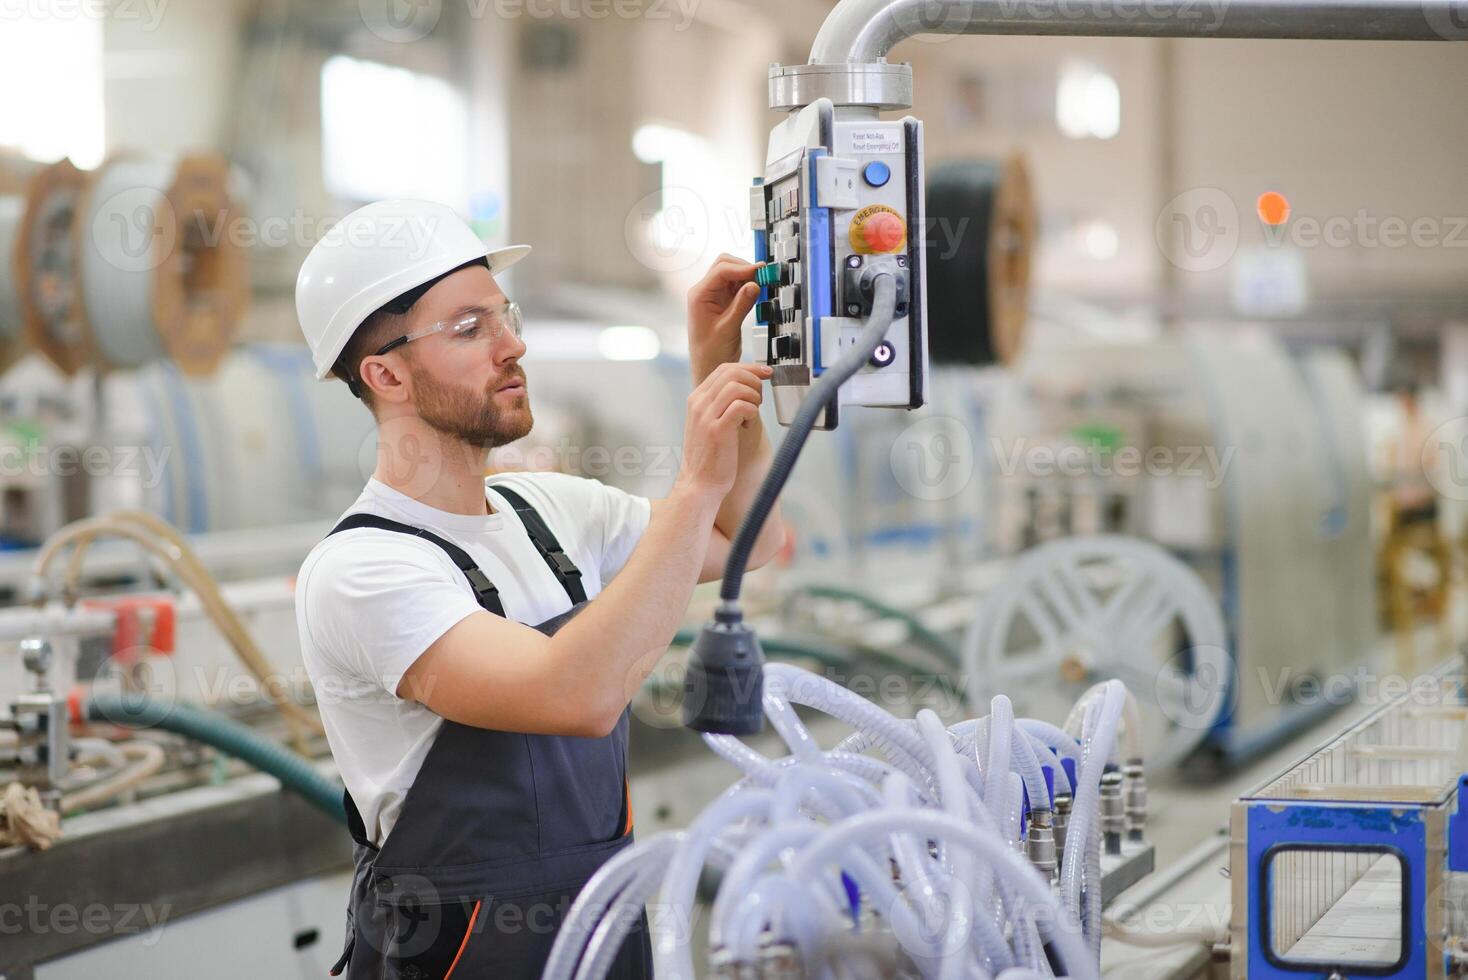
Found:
[411,364,533,449]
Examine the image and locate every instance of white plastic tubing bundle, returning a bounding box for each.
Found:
[543,662,1145,980]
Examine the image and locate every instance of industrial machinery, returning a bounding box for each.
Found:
[988,329,1377,766]
[1229,657,1468,977]
[964,534,1234,769]
[753,98,928,429]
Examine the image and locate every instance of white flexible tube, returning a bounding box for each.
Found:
[1006,725,1052,812]
[772,764,879,823]
[985,697,1015,827]
[764,686,822,761]
[703,733,773,776]
[1118,689,1145,764]
[572,846,682,980]
[1003,772,1024,849]
[916,710,975,980]
[1018,719,1082,774]
[729,872,833,963]
[599,665,1141,980]
[652,788,774,980]
[572,841,687,980]
[882,774,1012,975]
[1027,731,1073,797]
[789,805,1096,980]
[766,664,936,779]
[714,821,931,973]
[1063,682,1140,766]
[711,824,824,948]
[543,832,683,980]
[1059,681,1125,952]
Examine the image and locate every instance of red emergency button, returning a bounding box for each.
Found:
[849,205,906,254]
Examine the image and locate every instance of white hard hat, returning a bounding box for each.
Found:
[295,199,530,380]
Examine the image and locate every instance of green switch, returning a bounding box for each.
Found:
[755,263,782,288]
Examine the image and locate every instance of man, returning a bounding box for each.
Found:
[292,199,783,979]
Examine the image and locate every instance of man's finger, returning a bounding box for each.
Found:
[715,282,761,327]
[706,259,759,286]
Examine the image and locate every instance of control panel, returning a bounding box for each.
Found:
[750,98,929,429]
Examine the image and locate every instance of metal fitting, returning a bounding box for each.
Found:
[20,636,53,684]
[708,949,757,980]
[1053,794,1072,862]
[759,942,804,980]
[1027,807,1058,877]
[1100,771,1125,855]
[1123,761,1147,842]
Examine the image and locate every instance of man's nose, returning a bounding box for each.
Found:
[491,330,526,364]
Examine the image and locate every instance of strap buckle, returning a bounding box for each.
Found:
[464,567,500,599]
[546,549,582,579]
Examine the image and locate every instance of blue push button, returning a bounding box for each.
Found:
[863,161,891,187]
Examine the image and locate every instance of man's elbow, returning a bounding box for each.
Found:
[553,680,626,738]
[566,701,624,739]
[747,518,787,571]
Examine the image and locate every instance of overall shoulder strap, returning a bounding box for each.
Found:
[328,513,505,616]
[491,484,588,604]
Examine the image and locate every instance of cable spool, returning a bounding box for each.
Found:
[0,155,50,372]
[14,159,92,374]
[924,153,1036,366]
[0,163,84,374]
[0,196,28,370]
[78,153,248,376]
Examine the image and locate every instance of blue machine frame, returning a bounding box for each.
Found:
[1230,660,1468,978]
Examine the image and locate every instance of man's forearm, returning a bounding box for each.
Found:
[713,423,783,558]
[549,486,721,728]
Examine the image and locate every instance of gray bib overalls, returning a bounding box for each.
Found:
[326,486,652,979]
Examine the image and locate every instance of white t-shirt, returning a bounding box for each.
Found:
[295,471,652,844]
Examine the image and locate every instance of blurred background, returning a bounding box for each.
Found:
[1,1,1467,977]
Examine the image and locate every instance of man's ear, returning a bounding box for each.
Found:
[360,354,412,406]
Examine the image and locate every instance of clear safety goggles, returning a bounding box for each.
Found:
[373,300,524,357]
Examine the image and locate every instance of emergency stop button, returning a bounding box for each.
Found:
[849,205,906,255]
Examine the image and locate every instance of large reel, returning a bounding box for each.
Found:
[963,535,1232,767]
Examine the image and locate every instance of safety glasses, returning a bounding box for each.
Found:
[373,300,523,357]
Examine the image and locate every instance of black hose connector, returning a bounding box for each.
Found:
[682,604,766,734]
